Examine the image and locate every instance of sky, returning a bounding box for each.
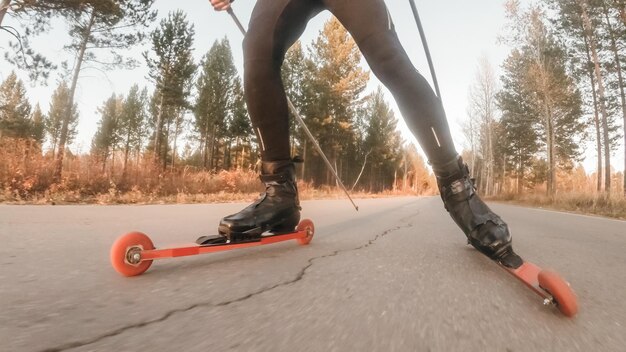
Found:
[0,0,623,173]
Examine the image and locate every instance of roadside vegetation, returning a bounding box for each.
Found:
[0,1,624,220]
[490,191,626,220]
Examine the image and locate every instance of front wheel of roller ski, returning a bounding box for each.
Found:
[110,232,154,277]
[296,219,315,245]
[538,270,578,317]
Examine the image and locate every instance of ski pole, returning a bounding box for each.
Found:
[225,7,359,211]
[407,0,442,102]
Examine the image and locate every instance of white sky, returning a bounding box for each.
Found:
[0,0,623,173]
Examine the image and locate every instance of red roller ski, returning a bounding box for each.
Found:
[110,219,315,277]
[498,258,578,317]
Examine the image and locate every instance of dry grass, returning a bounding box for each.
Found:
[1,140,424,204]
[489,191,626,220]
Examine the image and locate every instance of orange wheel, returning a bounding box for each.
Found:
[296,219,314,245]
[538,270,578,317]
[110,232,154,277]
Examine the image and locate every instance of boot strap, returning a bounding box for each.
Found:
[442,177,475,204]
[260,173,290,183]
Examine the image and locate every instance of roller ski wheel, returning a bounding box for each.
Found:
[538,270,578,317]
[110,232,155,277]
[110,219,315,277]
[497,257,578,317]
[296,219,314,245]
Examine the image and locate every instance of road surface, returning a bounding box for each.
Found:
[1,197,625,351]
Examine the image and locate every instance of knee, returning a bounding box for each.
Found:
[243,33,281,84]
[371,50,411,84]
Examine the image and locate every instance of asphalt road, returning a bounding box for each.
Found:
[1,196,625,352]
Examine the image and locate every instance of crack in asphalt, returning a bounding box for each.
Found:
[41,219,414,352]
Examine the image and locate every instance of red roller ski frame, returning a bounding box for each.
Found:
[110,219,315,277]
[499,259,578,317]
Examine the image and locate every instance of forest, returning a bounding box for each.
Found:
[0,1,624,217]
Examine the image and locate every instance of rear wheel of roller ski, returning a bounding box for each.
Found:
[110,219,315,277]
[110,232,155,277]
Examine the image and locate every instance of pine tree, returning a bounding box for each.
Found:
[228,78,252,169]
[194,37,236,170]
[502,2,584,195]
[91,94,122,172]
[29,104,45,144]
[118,85,148,175]
[598,1,626,195]
[545,0,624,193]
[308,17,369,185]
[0,71,31,139]
[144,10,196,170]
[362,87,402,192]
[46,81,78,158]
[497,50,542,193]
[281,41,319,179]
[48,0,156,182]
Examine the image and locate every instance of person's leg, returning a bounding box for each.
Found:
[208,0,324,244]
[243,0,324,162]
[326,0,521,266]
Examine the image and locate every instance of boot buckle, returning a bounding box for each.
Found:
[450,179,465,195]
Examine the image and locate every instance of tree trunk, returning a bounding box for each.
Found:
[102,152,108,173]
[516,153,521,194]
[171,110,183,171]
[110,151,115,178]
[470,119,476,179]
[302,139,307,181]
[580,0,612,192]
[209,123,217,171]
[162,119,170,171]
[543,100,555,197]
[549,116,556,196]
[487,120,494,196]
[202,120,210,169]
[0,0,11,26]
[153,91,165,164]
[601,2,626,196]
[403,155,408,192]
[54,8,95,183]
[224,139,230,169]
[502,153,507,194]
[583,30,603,192]
[123,131,131,178]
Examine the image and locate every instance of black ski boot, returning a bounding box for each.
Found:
[198,160,301,245]
[433,156,523,268]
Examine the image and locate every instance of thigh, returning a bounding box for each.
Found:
[323,0,395,45]
[245,0,324,63]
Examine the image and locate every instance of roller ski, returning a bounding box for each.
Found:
[434,156,578,317]
[110,160,314,277]
[109,219,314,277]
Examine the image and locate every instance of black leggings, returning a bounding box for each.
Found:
[244,0,457,166]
